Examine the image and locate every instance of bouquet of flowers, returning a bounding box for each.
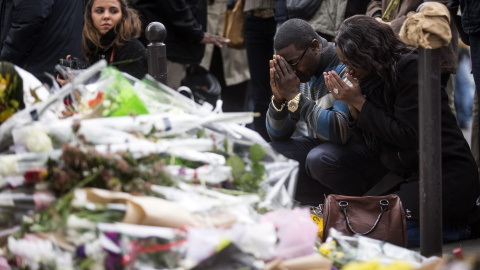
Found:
[0,61,305,269]
[319,228,438,270]
[0,62,24,124]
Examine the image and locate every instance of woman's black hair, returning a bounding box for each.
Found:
[335,15,415,93]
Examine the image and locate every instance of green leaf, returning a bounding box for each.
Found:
[250,144,265,163]
[197,128,205,138]
[226,155,245,180]
[251,162,266,181]
[240,172,257,192]
[78,258,96,269]
[241,172,252,184]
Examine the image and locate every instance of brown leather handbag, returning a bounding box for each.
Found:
[321,194,408,247]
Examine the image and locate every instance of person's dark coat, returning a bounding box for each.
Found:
[0,0,14,50]
[86,29,148,80]
[274,0,288,22]
[353,52,479,224]
[0,0,84,84]
[460,0,480,35]
[131,0,207,65]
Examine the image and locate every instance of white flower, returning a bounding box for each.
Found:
[0,155,18,176]
[66,215,96,230]
[7,236,56,269]
[25,129,53,153]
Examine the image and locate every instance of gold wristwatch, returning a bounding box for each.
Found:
[287,93,301,112]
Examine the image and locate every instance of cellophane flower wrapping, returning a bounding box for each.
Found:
[319,228,440,269]
[0,63,302,269]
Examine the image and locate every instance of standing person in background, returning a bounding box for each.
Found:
[0,0,84,86]
[131,0,230,90]
[243,0,276,141]
[366,0,459,114]
[57,0,148,85]
[460,0,480,90]
[200,0,250,113]
[458,0,480,184]
[274,0,287,28]
[454,40,475,129]
[308,0,371,42]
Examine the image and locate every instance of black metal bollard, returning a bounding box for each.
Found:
[145,22,167,84]
[418,47,442,257]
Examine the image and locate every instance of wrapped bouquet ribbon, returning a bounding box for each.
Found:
[399,2,451,49]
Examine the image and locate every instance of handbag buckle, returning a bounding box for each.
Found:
[380,199,389,212]
[339,201,348,211]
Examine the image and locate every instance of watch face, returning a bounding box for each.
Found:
[288,102,298,112]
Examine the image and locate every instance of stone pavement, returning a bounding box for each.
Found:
[441,238,480,255]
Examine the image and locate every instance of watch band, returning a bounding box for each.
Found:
[271,95,285,112]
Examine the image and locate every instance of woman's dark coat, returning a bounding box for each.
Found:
[354,52,479,224]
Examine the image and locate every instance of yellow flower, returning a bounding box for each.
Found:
[380,261,413,270]
[0,74,7,85]
[343,260,380,270]
[0,74,11,93]
[336,252,344,259]
[10,99,19,109]
[342,260,414,270]
[319,241,336,256]
[0,83,5,97]
[0,108,15,123]
[216,237,231,252]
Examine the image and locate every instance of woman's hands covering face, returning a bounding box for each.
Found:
[324,71,366,111]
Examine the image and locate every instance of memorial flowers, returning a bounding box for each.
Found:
[0,62,24,124]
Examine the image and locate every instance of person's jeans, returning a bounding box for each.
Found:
[454,49,475,128]
[406,220,471,248]
[244,14,277,142]
[269,136,388,206]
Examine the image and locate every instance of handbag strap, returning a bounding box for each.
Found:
[340,199,389,235]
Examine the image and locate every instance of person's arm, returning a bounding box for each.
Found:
[387,0,451,33]
[266,55,293,141]
[366,0,383,17]
[297,61,353,145]
[298,93,351,144]
[161,0,204,43]
[159,0,228,47]
[269,55,351,144]
[0,0,54,65]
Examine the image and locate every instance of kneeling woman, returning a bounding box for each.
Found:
[324,15,479,247]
